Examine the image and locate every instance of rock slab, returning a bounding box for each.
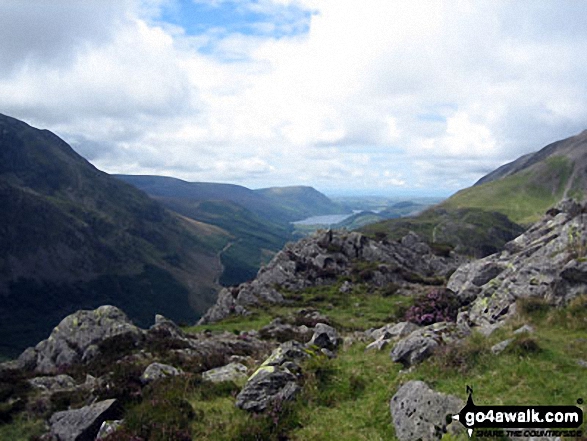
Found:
[390,381,463,441]
[48,399,120,441]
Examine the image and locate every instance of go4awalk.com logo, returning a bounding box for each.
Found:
[451,386,584,438]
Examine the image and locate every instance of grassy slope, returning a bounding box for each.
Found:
[440,156,575,226]
[182,291,587,441]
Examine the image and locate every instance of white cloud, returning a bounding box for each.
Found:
[1,0,587,196]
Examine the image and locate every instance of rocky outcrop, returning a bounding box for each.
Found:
[200,230,464,324]
[448,199,587,327]
[17,306,143,374]
[390,381,463,441]
[47,399,120,441]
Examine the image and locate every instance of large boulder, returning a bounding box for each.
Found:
[390,381,463,441]
[17,306,143,374]
[48,398,120,441]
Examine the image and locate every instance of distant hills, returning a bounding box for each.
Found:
[363,130,587,256]
[116,176,346,285]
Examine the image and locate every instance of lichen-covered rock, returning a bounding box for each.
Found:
[390,381,463,441]
[17,306,143,374]
[202,362,248,383]
[448,200,587,328]
[236,341,311,413]
[140,362,183,384]
[235,367,300,413]
[48,398,120,441]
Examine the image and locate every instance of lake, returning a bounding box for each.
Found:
[292,213,356,226]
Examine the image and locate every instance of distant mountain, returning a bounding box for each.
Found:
[443,130,587,225]
[255,185,344,219]
[0,114,227,357]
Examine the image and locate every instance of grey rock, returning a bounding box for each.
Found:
[477,321,505,337]
[48,399,120,441]
[17,306,143,374]
[390,322,467,367]
[370,322,420,341]
[513,324,535,335]
[577,359,587,368]
[140,362,183,384]
[309,323,341,351]
[339,280,353,293]
[235,367,300,412]
[491,338,513,355]
[391,333,439,368]
[202,362,248,383]
[365,339,391,351]
[390,381,463,441]
[29,374,76,391]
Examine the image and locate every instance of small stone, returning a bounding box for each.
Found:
[513,324,535,335]
[491,338,513,355]
[96,419,123,440]
[309,323,341,351]
[202,363,248,383]
[140,362,183,384]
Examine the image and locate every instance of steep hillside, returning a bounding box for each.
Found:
[0,114,226,357]
[152,198,290,285]
[255,185,344,219]
[444,130,587,225]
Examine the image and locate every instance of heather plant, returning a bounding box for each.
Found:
[404,288,460,325]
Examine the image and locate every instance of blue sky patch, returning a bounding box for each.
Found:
[161,0,313,40]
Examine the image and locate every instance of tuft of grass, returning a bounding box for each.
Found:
[0,414,45,441]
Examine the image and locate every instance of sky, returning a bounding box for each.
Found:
[1,1,587,197]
